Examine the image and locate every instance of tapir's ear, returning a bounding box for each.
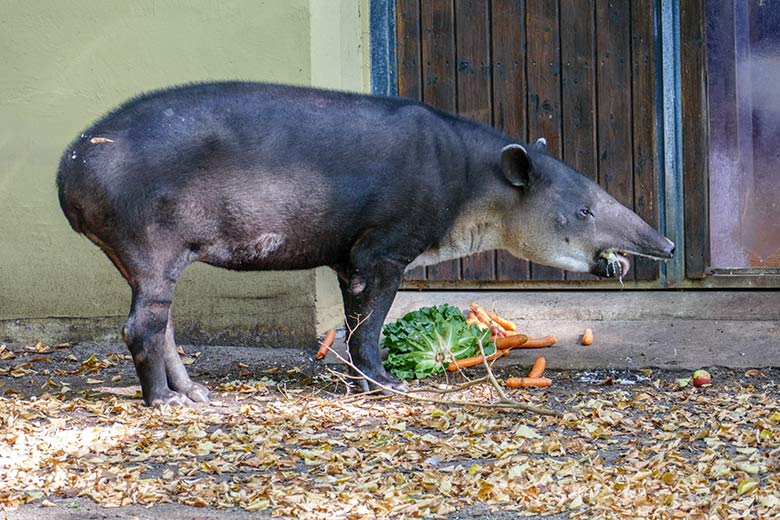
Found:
[534,137,547,151]
[501,144,533,188]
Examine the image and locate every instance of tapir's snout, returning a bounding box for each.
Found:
[587,194,676,279]
[632,227,676,261]
[659,238,676,259]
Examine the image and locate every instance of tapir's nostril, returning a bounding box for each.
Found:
[665,240,676,258]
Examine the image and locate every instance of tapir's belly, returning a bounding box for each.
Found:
[195,216,355,272]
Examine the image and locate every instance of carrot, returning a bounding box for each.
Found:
[506,377,552,388]
[466,311,481,327]
[495,334,529,350]
[581,328,594,346]
[470,303,508,335]
[522,335,558,348]
[490,325,507,338]
[470,303,491,323]
[487,311,517,332]
[527,356,546,378]
[447,349,506,372]
[315,328,336,360]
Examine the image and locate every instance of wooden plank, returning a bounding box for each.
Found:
[421,0,461,281]
[631,0,660,281]
[680,0,709,278]
[396,0,426,281]
[454,0,492,124]
[560,0,597,181]
[526,0,564,280]
[456,0,496,281]
[560,0,598,281]
[491,0,530,281]
[596,0,634,279]
[396,0,422,101]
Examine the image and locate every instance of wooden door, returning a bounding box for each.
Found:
[396,0,660,286]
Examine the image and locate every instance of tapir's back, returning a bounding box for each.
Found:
[70,82,421,183]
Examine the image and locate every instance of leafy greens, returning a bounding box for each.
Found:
[381,304,494,380]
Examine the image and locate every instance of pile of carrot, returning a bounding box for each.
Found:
[448,303,557,372]
[465,303,516,339]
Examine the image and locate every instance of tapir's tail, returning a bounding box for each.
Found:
[56,141,88,235]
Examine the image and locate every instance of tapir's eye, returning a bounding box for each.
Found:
[577,208,593,219]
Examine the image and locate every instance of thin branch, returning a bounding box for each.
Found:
[406,376,490,394]
[475,337,510,402]
[341,392,393,404]
[325,367,366,381]
[324,366,356,394]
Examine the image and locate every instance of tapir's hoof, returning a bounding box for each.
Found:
[357,370,408,395]
[177,382,210,403]
[383,379,409,394]
[168,377,209,403]
[147,389,195,408]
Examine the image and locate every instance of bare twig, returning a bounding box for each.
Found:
[406,376,490,394]
[475,337,510,402]
[344,311,373,349]
[324,366,356,394]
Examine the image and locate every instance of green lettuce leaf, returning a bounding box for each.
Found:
[381,304,494,380]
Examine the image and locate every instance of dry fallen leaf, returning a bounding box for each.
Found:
[0,356,778,519]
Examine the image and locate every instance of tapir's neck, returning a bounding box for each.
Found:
[407,119,519,270]
[407,204,508,269]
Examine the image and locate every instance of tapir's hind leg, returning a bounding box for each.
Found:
[123,282,183,406]
[163,309,209,402]
[116,247,201,406]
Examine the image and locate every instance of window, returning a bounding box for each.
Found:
[707,0,780,269]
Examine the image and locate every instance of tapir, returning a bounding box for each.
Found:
[56,82,674,406]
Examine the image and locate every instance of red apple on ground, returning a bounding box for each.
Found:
[692,370,711,387]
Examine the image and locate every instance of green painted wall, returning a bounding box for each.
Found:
[0,0,369,346]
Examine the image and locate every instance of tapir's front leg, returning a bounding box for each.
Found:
[333,260,408,393]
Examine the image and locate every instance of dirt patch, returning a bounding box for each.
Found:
[1,341,779,519]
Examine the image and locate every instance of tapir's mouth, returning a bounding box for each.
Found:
[592,248,672,280]
[596,250,631,279]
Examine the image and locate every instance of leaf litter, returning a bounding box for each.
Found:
[0,342,779,519]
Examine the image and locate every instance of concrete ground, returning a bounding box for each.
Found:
[379,289,780,372]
